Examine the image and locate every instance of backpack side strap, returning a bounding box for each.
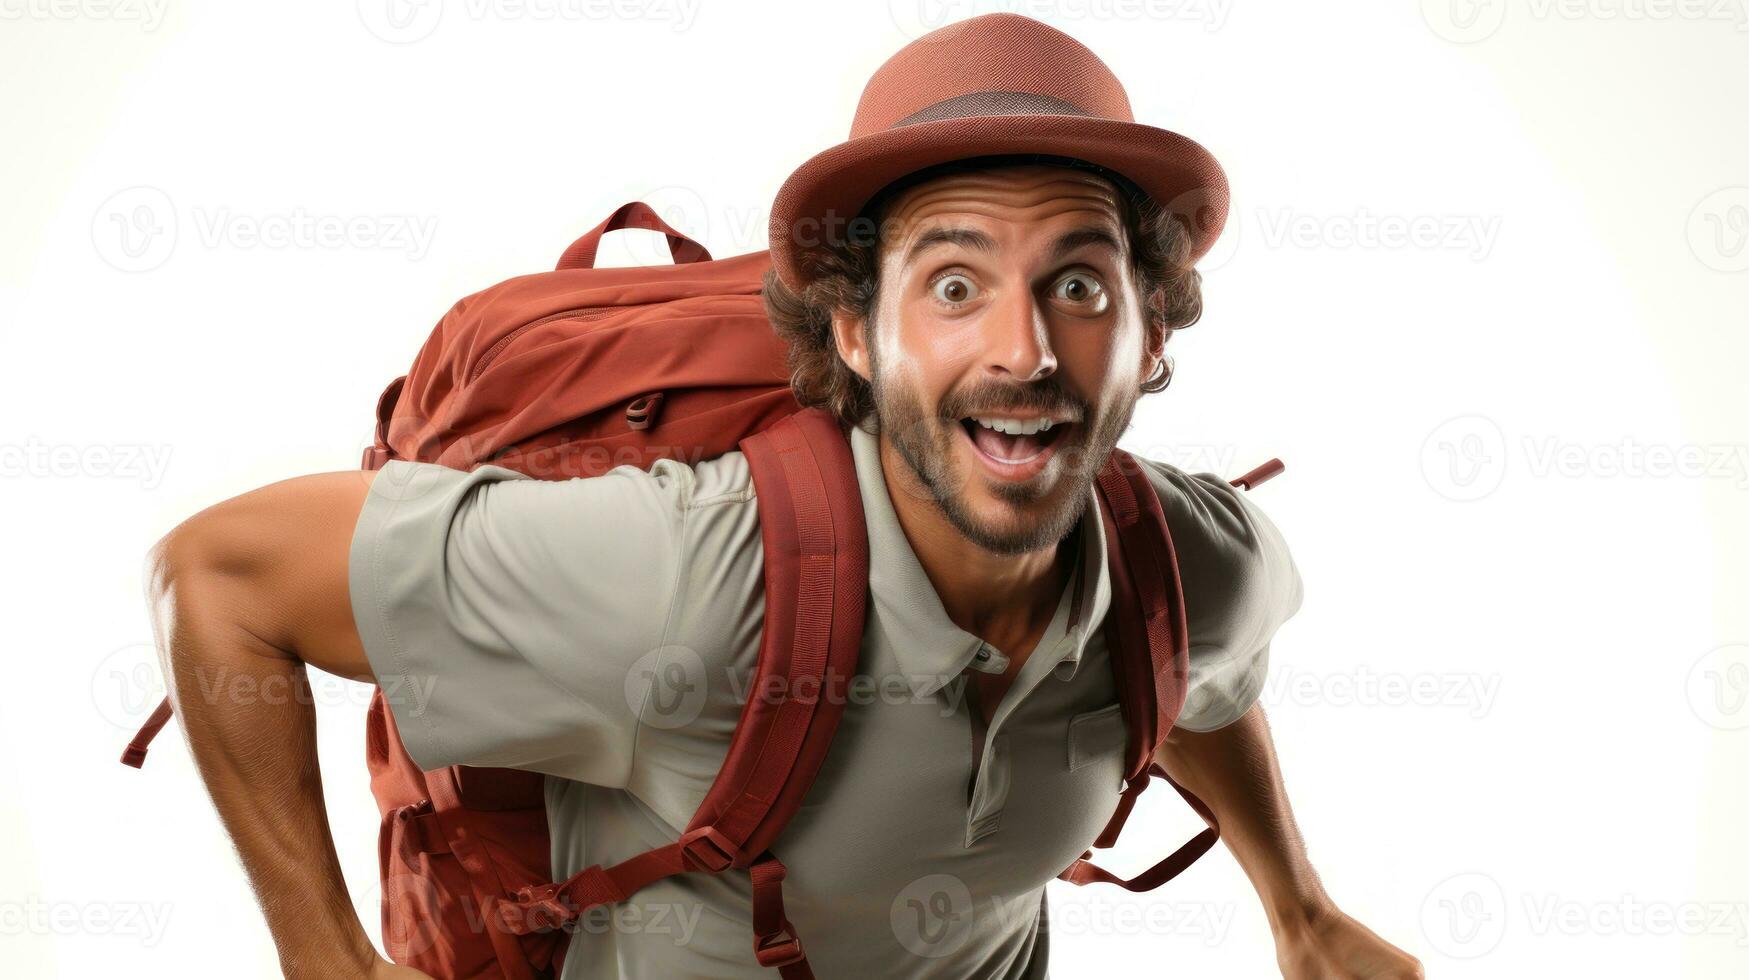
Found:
[120,696,173,768]
[1061,454,1280,895]
[1058,763,1220,892]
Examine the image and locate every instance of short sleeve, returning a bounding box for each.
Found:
[1137,460,1305,733]
[348,457,692,786]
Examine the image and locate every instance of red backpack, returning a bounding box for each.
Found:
[124,202,1280,979]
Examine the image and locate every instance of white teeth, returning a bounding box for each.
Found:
[970,416,1056,436]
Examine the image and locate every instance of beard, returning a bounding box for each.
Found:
[866,345,1137,557]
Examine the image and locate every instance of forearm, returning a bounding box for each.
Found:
[147,531,379,979]
[1154,703,1330,931]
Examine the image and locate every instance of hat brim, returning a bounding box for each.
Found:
[768,113,1229,292]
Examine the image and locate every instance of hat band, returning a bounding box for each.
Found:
[890,90,1092,129]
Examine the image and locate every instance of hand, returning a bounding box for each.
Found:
[1274,903,1423,980]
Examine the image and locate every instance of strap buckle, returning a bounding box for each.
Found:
[503,882,571,934]
[679,826,739,873]
[754,922,806,968]
[500,864,615,934]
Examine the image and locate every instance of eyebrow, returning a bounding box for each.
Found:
[902,224,1124,267]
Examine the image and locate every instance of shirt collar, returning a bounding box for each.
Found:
[849,418,1112,700]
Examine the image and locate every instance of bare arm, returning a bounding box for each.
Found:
[1156,704,1422,979]
[144,469,421,979]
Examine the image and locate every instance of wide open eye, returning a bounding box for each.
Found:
[931,273,977,306]
[1051,273,1108,314]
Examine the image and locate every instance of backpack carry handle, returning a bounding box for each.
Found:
[556,201,712,271]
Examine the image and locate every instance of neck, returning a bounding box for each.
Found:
[877,434,1074,655]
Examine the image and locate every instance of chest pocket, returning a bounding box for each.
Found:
[1067,701,1127,772]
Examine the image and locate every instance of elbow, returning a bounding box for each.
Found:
[142,518,222,676]
[143,526,185,604]
[143,513,277,670]
[146,495,275,598]
[144,515,222,604]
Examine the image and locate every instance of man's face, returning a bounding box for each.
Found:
[832,164,1160,556]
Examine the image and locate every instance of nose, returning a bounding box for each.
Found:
[980,287,1056,383]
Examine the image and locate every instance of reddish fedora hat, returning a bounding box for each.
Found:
[768,12,1229,292]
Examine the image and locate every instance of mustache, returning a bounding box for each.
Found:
[939,379,1084,422]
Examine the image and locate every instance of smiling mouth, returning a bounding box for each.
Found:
[955,415,1073,471]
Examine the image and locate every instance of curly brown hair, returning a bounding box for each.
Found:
[762,152,1206,430]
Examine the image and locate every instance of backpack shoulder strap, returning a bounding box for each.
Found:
[1096,447,1192,773]
[498,407,868,978]
[697,405,868,974]
[1060,451,1279,892]
[694,405,869,860]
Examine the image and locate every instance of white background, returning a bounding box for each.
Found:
[3,0,1747,976]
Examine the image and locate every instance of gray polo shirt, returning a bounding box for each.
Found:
[350,419,1302,979]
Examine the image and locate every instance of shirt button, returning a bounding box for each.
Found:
[970,643,1009,675]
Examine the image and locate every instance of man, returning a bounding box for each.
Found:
[145,13,1421,979]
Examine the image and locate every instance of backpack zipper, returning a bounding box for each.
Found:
[467,306,615,383]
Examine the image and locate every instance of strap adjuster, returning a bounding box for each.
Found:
[754,922,805,968]
[679,826,739,873]
[501,865,617,935]
[504,882,570,933]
